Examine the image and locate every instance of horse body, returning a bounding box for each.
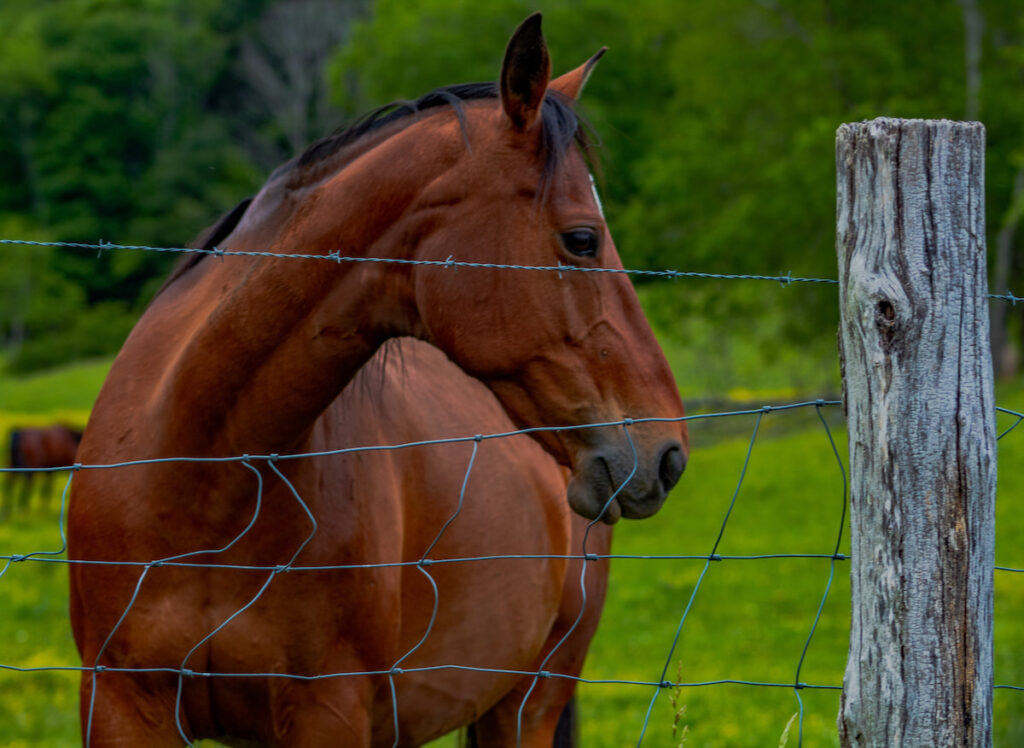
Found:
[3,424,81,515]
[74,339,609,746]
[69,15,677,746]
[8,424,82,472]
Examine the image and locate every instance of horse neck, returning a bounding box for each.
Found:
[143,120,466,456]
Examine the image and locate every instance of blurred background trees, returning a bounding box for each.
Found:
[1,0,1022,384]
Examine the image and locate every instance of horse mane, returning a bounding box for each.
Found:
[154,197,254,298]
[284,82,593,185]
[158,81,595,295]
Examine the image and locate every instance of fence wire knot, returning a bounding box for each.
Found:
[585,553,599,562]
[418,558,434,567]
[390,667,404,676]
[10,555,27,563]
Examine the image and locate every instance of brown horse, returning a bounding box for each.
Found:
[69,14,686,746]
[3,424,82,517]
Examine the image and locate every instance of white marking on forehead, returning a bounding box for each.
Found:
[589,173,605,219]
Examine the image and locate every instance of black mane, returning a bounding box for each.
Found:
[288,81,592,185]
[154,197,253,297]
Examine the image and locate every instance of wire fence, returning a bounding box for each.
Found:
[0,237,1021,746]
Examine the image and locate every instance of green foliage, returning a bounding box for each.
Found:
[2,0,1024,372]
[327,0,1024,360]
[0,238,138,374]
[0,0,270,370]
[8,302,133,374]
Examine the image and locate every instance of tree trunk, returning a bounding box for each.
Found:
[990,166,1024,377]
[958,0,984,121]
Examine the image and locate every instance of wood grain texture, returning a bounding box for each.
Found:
[836,118,995,747]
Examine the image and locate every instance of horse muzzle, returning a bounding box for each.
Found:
[566,436,686,524]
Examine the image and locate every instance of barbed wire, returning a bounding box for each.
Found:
[9,237,1024,302]
[0,237,839,286]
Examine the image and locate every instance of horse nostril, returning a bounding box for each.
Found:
[658,445,686,493]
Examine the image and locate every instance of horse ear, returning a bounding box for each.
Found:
[500,13,551,132]
[550,47,607,101]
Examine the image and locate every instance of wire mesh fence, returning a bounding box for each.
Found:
[0,237,1021,746]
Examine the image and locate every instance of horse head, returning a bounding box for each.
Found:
[142,14,686,525]
[405,15,688,522]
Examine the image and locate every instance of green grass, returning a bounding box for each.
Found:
[1,361,1023,746]
[0,357,110,416]
[577,413,852,748]
[636,282,843,403]
[0,514,80,746]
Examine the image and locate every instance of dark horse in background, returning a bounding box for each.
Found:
[68,14,687,747]
[4,424,82,517]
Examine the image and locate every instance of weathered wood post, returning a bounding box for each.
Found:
[836,118,995,746]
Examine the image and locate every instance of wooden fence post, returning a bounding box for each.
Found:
[836,118,995,747]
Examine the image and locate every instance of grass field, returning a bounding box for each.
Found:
[0,352,1022,746]
[578,404,1024,747]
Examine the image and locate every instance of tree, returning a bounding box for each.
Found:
[0,0,265,370]
[2,0,1023,378]
[237,0,369,169]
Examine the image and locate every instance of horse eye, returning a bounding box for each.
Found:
[559,229,600,258]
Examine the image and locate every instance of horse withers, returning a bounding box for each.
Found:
[69,13,684,746]
[4,424,82,517]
